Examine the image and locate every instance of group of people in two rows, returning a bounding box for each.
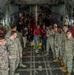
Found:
[0,22,74,75]
[33,23,74,75]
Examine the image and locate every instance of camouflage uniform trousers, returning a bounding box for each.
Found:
[59,41,66,67]
[61,42,65,59]
[15,55,20,69]
[63,54,73,73]
[46,38,55,58]
[0,46,9,75]
[54,44,62,58]
[59,49,63,59]
[15,40,22,69]
[54,47,61,58]
[9,56,19,75]
[0,70,8,75]
[61,32,67,62]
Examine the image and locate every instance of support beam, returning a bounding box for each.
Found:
[34,4,38,26]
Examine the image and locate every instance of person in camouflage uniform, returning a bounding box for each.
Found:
[5,25,26,68]
[54,26,62,62]
[0,36,9,75]
[60,25,68,68]
[6,31,23,75]
[57,26,63,59]
[61,25,68,58]
[62,31,74,75]
[46,25,55,57]
[6,31,18,75]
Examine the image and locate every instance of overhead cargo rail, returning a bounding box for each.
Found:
[11,0,64,5]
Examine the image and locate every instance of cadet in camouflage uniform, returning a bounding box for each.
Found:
[54,26,62,61]
[57,26,63,59]
[60,25,68,66]
[61,25,68,56]
[6,31,20,75]
[5,25,26,68]
[46,25,55,57]
[0,36,9,75]
[63,31,74,75]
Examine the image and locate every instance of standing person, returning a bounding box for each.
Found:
[45,25,55,57]
[22,27,28,48]
[65,31,74,75]
[17,17,24,42]
[57,26,63,60]
[5,25,26,68]
[6,31,23,75]
[0,36,9,75]
[6,31,18,75]
[61,25,68,66]
[41,24,47,52]
[60,25,68,72]
[33,25,41,53]
[30,19,36,30]
[61,31,74,75]
[54,26,62,62]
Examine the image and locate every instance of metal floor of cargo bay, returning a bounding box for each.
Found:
[16,45,74,75]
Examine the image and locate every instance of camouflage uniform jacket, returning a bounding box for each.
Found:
[65,37,74,56]
[5,31,22,54]
[54,32,62,49]
[0,46,8,70]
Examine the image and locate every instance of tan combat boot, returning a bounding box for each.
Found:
[67,72,71,75]
[60,59,64,66]
[54,57,59,62]
[60,66,67,72]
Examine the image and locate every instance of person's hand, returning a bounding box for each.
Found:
[9,55,12,59]
[20,54,22,58]
[6,68,9,71]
